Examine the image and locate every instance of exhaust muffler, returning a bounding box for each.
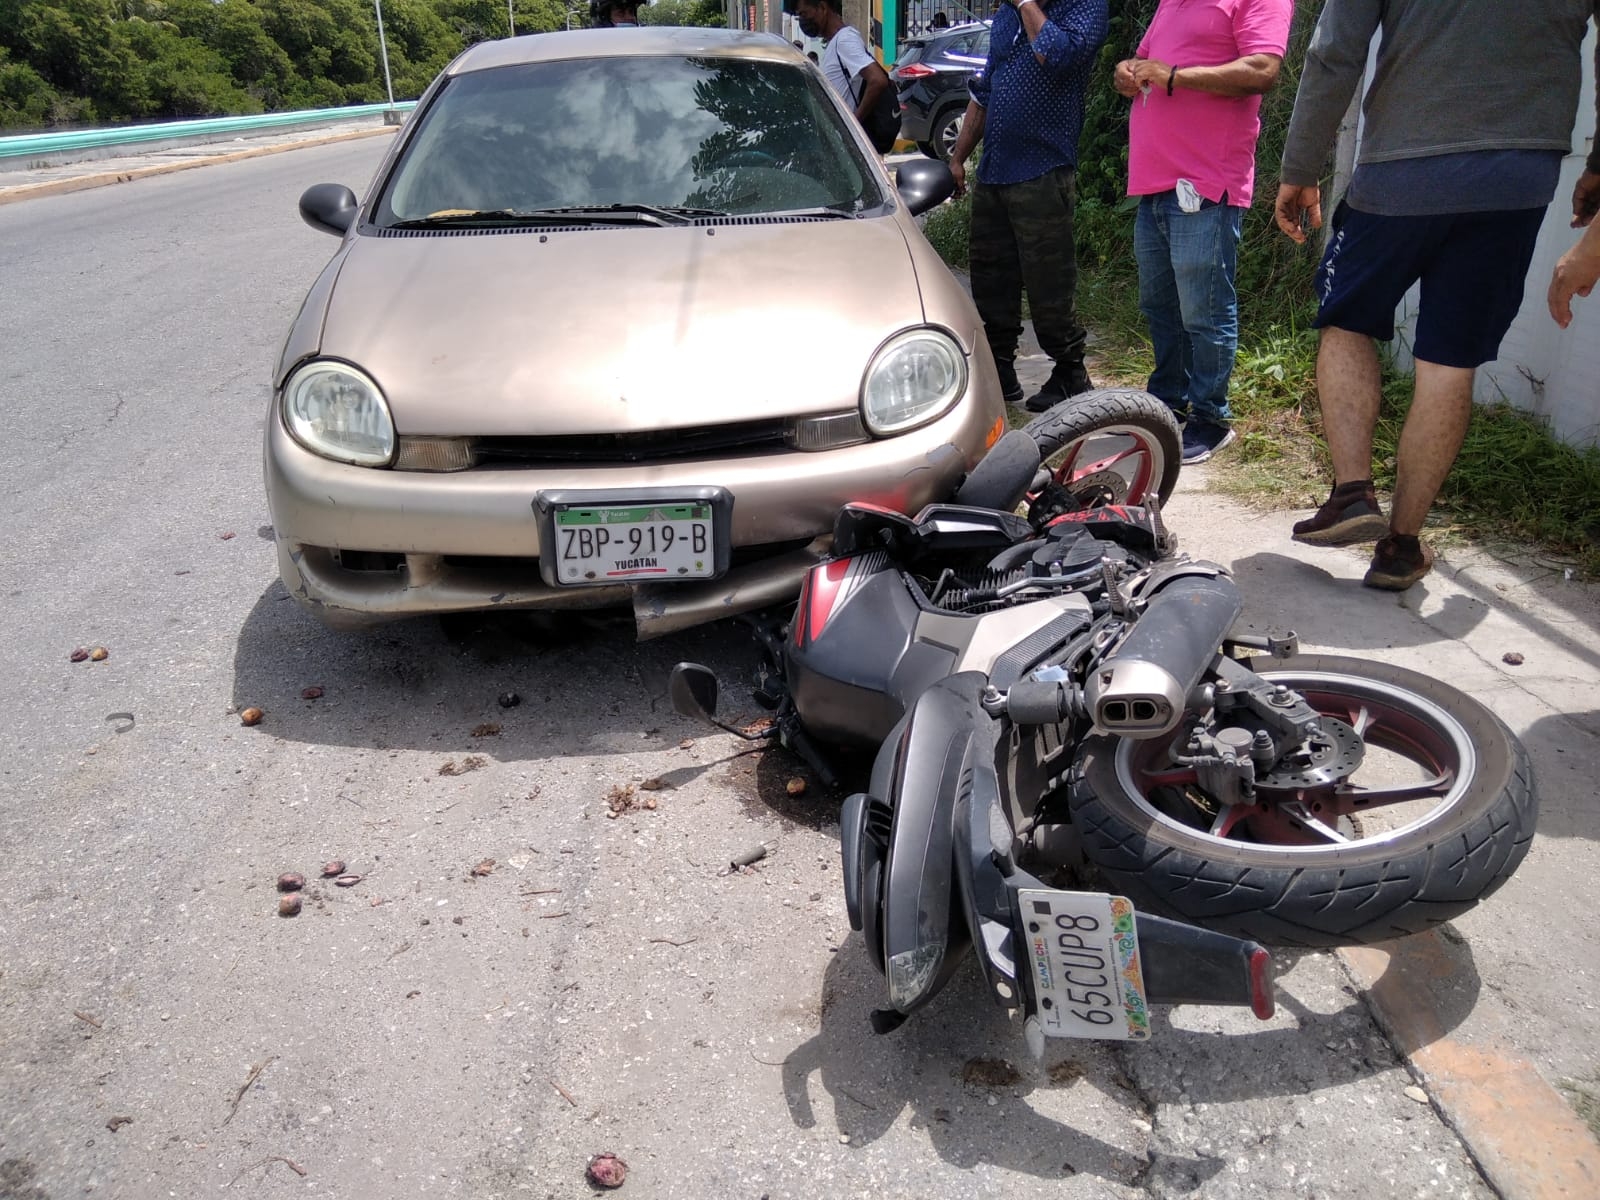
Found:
[1086,573,1242,739]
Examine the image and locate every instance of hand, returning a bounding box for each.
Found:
[1114,58,1141,99]
[1130,59,1171,92]
[1549,232,1600,328]
[1274,183,1322,244]
[951,157,967,199]
[1572,169,1600,228]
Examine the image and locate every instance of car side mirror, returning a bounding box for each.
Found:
[669,662,722,724]
[299,183,360,236]
[895,158,956,217]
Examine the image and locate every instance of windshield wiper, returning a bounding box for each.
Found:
[389,209,585,229]
[525,204,730,226]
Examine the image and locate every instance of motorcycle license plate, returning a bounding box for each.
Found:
[1017,890,1151,1041]
[546,501,717,585]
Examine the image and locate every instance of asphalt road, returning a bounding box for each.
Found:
[0,137,1530,1199]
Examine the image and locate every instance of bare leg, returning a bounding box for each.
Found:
[1316,327,1383,484]
[1390,358,1475,536]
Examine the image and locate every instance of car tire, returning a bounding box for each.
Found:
[928,106,965,163]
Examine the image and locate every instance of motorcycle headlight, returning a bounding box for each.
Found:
[282,361,396,466]
[887,943,944,1011]
[861,329,967,437]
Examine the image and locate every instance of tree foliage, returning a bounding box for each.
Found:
[0,0,670,128]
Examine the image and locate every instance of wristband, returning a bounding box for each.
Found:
[1167,65,1178,96]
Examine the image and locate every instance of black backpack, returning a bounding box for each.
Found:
[849,65,902,154]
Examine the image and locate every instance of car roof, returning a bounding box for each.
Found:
[448,27,802,76]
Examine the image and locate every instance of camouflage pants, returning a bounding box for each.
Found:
[969,165,1087,369]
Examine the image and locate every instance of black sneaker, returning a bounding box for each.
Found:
[1291,482,1389,546]
[995,359,1024,407]
[1024,362,1093,413]
[1364,534,1434,590]
[1180,419,1236,464]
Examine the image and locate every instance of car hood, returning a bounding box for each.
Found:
[312,219,932,436]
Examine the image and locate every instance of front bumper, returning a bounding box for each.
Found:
[264,392,1003,634]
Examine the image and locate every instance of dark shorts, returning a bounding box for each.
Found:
[1312,201,1547,368]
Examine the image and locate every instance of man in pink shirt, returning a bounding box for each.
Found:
[1114,0,1294,463]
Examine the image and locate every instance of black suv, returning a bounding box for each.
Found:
[892,21,990,161]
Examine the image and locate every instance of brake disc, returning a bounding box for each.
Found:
[1255,716,1364,788]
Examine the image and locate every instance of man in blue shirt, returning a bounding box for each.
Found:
[948,0,1108,412]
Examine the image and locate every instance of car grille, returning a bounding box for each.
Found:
[469,420,790,466]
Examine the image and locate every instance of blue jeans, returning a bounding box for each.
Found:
[1135,193,1244,426]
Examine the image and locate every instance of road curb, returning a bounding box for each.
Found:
[0,125,396,207]
[1341,937,1600,1199]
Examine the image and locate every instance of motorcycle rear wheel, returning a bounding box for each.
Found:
[1021,388,1181,507]
[1067,655,1536,946]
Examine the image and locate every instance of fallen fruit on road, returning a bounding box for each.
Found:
[69,647,89,662]
[586,1153,628,1189]
[277,873,305,892]
[278,894,302,917]
[240,707,264,726]
[321,860,345,877]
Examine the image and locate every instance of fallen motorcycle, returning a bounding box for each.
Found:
[670,389,1537,1050]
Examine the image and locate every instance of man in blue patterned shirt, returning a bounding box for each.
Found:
[948,0,1108,412]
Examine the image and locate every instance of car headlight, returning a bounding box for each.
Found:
[282,361,396,466]
[861,329,968,437]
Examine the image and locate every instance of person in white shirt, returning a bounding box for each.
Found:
[793,0,892,130]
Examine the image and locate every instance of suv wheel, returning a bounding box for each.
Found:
[929,106,964,162]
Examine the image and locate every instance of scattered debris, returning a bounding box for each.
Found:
[539,911,570,920]
[223,1057,276,1126]
[551,1080,578,1107]
[639,777,668,792]
[497,691,522,709]
[720,842,774,874]
[105,1116,134,1132]
[471,722,501,738]
[69,647,90,662]
[452,916,465,926]
[388,941,412,961]
[278,895,302,917]
[962,1058,1022,1089]
[519,887,562,897]
[438,755,487,776]
[471,858,496,877]
[1502,651,1525,666]
[678,738,694,750]
[741,716,775,736]
[104,712,135,734]
[647,937,697,948]
[1047,1061,1084,1085]
[218,531,237,541]
[300,686,324,700]
[73,1011,102,1030]
[785,777,807,797]
[276,873,306,893]
[586,1153,628,1189]
[89,646,109,662]
[226,1155,306,1187]
[1404,1085,1430,1105]
[334,874,362,888]
[406,990,421,999]
[525,784,543,800]
[239,707,264,727]
[605,783,638,818]
[321,860,346,877]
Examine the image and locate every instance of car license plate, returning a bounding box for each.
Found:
[550,501,716,585]
[1017,889,1151,1041]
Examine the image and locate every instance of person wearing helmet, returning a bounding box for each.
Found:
[591,0,641,26]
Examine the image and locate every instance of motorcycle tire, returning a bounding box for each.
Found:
[1067,654,1536,947]
[1021,388,1181,507]
[953,428,1040,511]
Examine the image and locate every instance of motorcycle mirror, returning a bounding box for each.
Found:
[669,662,721,724]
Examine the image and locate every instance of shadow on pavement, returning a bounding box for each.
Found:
[1519,710,1600,842]
[229,581,779,759]
[773,931,1483,1189]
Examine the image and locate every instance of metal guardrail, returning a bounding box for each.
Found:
[0,102,418,164]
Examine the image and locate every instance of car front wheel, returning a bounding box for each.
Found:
[926,106,964,162]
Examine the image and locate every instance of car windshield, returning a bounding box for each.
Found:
[377,55,884,224]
